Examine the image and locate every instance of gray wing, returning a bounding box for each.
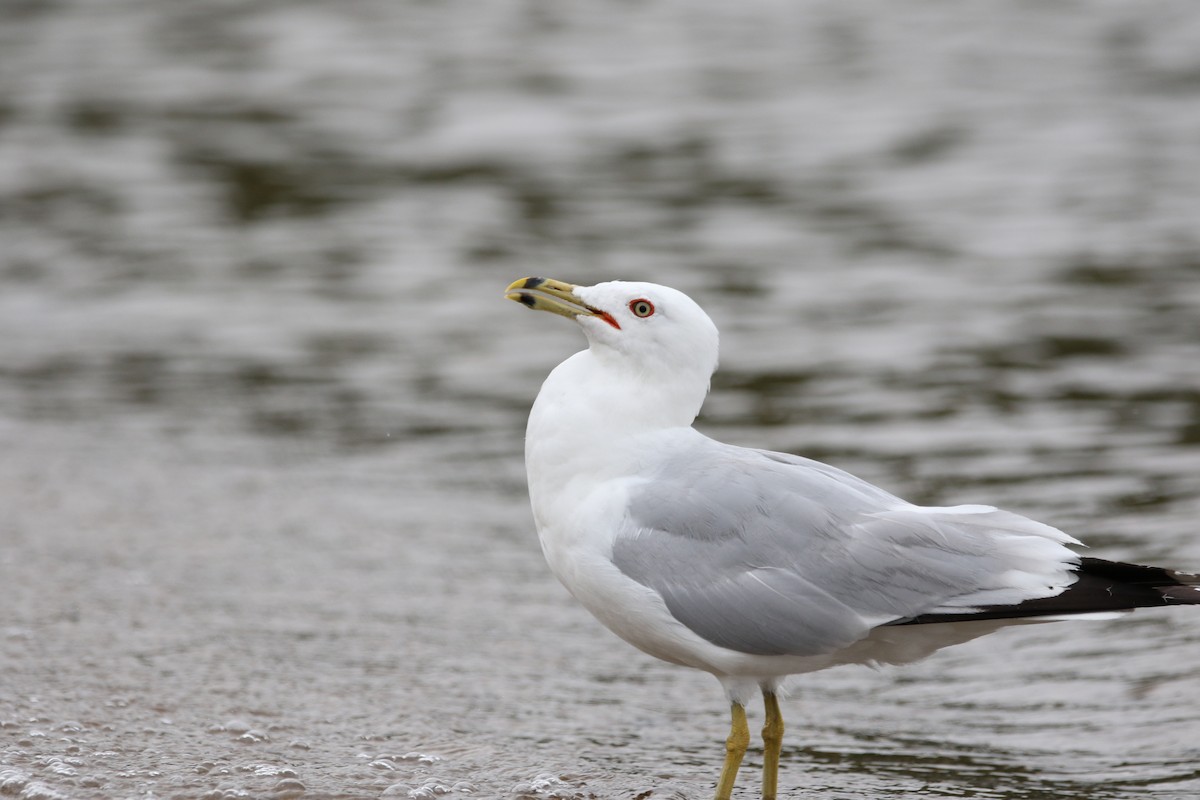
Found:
[611,439,1079,657]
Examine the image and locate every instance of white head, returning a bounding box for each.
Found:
[506,277,720,426]
[578,280,719,372]
[507,277,718,375]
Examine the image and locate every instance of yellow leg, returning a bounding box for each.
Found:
[761,691,785,800]
[715,702,749,800]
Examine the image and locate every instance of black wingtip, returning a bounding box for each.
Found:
[1161,584,1200,604]
[893,557,1200,626]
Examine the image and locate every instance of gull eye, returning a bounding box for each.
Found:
[629,299,655,318]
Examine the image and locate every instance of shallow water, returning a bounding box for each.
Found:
[3,1,1200,798]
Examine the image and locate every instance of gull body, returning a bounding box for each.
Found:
[506,277,1200,799]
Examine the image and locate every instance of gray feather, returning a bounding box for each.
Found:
[611,441,1077,657]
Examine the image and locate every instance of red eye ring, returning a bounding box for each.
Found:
[629,298,655,318]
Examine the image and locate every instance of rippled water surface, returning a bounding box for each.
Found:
[3,2,1200,798]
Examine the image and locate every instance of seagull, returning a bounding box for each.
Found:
[504,276,1200,800]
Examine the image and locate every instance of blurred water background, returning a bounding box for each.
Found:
[3,2,1200,798]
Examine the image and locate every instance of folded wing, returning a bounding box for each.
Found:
[611,441,1088,657]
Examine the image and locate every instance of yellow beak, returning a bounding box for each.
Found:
[505,277,608,324]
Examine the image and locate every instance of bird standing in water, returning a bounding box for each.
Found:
[505,276,1200,800]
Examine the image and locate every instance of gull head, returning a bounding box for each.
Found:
[506,277,720,384]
